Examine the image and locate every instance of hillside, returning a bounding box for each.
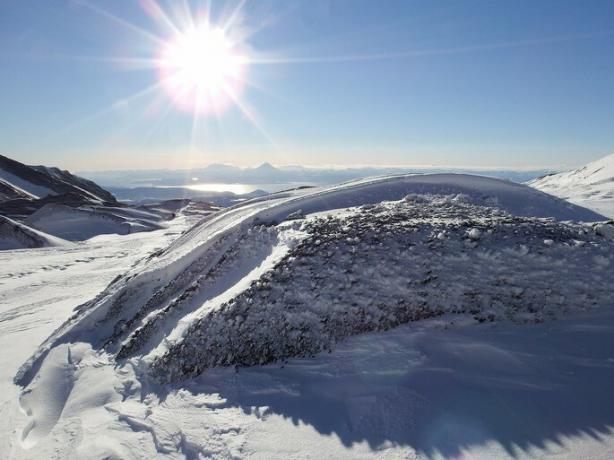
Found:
[528,154,614,218]
[0,215,70,250]
[6,173,614,459]
[0,154,116,203]
[0,155,206,247]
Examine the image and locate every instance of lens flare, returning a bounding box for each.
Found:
[158,25,248,114]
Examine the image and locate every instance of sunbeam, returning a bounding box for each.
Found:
[69,0,272,154]
[75,0,166,46]
[157,22,249,114]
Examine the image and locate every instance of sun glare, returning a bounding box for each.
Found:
[72,0,272,140]
[158,25,248,114]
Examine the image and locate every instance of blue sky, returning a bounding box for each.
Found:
[1,0,613,171]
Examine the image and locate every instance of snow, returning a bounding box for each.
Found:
[529,154,614,218]
[0,215,70,250]
[0,215,199,456]
[24,203,166,241]
[151,196,612,381]
[0,178,37,200]
[1,173,613,459]
[0,167,55,199]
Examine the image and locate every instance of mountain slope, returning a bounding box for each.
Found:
[24,204,166,241]
[0,179,34,201]
[15,173,607,383]
[0,154,116,203]
[0,155,189,245]
[0,215,70,250]
[7,173,614,459]
[528,154,614,218]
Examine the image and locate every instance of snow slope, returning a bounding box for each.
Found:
[24,203,180,241]
[529,154,614,218]
[0,215,200,456]
[0,215,70,250]
[0,178,38,201]
[4,173,614,459]
[24,203,167,241]
[0,154,116,203]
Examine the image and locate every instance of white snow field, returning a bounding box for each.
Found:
[2,174,614,459]
[0,214,201,456]
[529,154,614,218]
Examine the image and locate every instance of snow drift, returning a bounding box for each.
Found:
[14,173,612,388]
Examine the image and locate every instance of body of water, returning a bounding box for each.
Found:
[162,182,316,194]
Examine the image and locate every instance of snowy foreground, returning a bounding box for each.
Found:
[2,174,614,459]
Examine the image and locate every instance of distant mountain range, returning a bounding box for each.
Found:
[80,162,551,189]
[4,150,610,250]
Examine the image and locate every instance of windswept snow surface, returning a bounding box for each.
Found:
[3,174,614,459]
[0,215,200,457]
[529,154,614,218]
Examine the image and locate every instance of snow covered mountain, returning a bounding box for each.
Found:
[4,174,614,458]
[0,215,70,250]
[82,161,550,189]
[528,154,614,218]
[0,155,213,247]
[0,154,116,203]
[23,204,170,241]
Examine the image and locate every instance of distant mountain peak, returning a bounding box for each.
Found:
[254,162,277,171]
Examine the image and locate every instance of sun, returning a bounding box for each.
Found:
[157,25,248,114]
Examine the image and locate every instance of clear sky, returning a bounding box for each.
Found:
[1,0,614,171]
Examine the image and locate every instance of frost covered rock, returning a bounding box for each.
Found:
[467,228,482,240]
[150,197,614,382]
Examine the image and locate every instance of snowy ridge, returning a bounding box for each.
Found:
[146,172,604,279]
[7,173,614,459]
[0,177,38,201]
[24,203,166,241]
[0,215,70,250]
[0,154,116,203]
[14,174,608,386]
[529,154,614,218]
[0,168,54,200]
